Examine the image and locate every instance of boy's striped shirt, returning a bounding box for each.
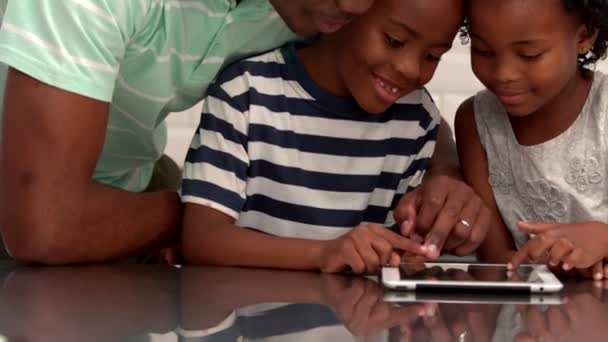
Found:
[182,45,440,239]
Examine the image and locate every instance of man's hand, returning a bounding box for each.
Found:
[319,224,426,274]
[509,221,608,279]
[394,175,491,259]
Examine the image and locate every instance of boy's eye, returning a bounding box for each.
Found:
[384,33,404,49]
[471,47,492,57]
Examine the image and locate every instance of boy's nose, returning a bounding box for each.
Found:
[393,58,421,84]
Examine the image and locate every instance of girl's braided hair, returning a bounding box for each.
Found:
[563,0,608,67]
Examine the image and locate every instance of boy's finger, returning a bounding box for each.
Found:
[592,262,604,281]
[344,243,366,274]
[371,237,394,266]
[377,228,425,256]
[389,252,401,266]
[354,240,381,274]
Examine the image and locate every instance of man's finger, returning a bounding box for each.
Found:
[442,197,480,251]
[394,191,421,228]
[416,187,449,233]
[422,190,467,258]
[451,207,490,256]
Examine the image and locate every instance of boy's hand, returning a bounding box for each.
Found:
[319,224,426,274]
[509,221,608,279]
[320,274,435,337]
[394,175,491,259]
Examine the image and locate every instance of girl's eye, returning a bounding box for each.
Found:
[384,33,404,49]
[426,53,442,62]
[520,52,544,62]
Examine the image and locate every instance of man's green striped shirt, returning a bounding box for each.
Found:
[0,0,296,191]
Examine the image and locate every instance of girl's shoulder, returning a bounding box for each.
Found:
[587,71,608,116]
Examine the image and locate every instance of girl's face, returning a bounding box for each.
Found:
[331,0,464,114]
[468,0,596,116]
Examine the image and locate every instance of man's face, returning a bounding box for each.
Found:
[269,0,374,35]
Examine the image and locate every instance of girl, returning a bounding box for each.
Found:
[455,0,608,279]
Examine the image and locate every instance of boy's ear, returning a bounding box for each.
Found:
[576,25,599,55]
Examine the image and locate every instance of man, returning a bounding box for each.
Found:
[0,0,374,264]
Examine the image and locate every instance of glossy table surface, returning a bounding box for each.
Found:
[0,263,606,342]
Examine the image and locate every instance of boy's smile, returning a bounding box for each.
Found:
[372,73,407,105]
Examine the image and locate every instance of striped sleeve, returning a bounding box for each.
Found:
[181,78,251,219]
[0,0,144,101]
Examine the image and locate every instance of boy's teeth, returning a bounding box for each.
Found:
[377,77,400,94]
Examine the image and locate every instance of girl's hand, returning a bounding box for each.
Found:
[509,221,608,278]
[318,223,426,274]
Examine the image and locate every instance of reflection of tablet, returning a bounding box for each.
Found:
[381,262,563,293]
[383,291,562,305]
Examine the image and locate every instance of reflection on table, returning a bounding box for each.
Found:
[0,263,606,342]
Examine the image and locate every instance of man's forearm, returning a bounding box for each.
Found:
[426,119,461,179]
[3,182,181,264]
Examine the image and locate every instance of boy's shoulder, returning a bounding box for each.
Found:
[212,47,288,89]
[392,87,441,124]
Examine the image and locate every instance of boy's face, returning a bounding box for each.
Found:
[269,0,374,36]
[332,0,463,114]
[468,0,590,116]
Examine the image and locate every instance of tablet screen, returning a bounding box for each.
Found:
[398,264,543,283]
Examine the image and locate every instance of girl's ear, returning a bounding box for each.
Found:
[576,24,599,55]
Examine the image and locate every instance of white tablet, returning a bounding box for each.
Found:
[382,262,563,293]
[383,291,562,305]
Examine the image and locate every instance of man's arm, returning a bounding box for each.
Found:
[426,118,461,178]
[0,69,181,264]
